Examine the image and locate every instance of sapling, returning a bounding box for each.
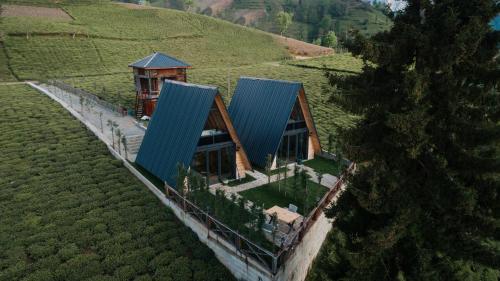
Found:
[316,171,323,186]
[115,128,122,154]
[121,135,128,160]
[265,154,273,184]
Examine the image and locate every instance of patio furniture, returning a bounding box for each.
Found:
[265,206,302,225]
[288,204,298,213]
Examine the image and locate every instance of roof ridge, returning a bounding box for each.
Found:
[165,79,218,91]
[239,76,302,85]
[143,52,158,67]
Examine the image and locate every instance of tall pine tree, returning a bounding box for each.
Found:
[308,0,499,280]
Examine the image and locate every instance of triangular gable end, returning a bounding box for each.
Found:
[297,87,321,155]
[211,95,252,177]
[135,81,218,187]
[271,86,321,165]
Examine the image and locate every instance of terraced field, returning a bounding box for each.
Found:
[1,2,288,80]
[1,1,362,141]
[0,84,233,281]
[62,57,361,143]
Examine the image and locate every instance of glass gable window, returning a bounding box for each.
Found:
[191,102,236,184]
[278,99,309,163]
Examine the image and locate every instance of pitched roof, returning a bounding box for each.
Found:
[135,80,217,186]
[228,77,303,167]
[128,52,191,69]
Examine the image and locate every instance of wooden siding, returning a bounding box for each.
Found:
[298,88,321,154]
[214,95,252,177]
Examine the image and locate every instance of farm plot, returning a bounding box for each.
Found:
[4,36,110,80]
[0,43,16,81]
[0,4,72,20]
[0,84,234,281]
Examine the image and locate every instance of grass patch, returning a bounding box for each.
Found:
[0,84,233,281]
[303,156,342,176]
[226,173,256,186]
[240,177,328,215]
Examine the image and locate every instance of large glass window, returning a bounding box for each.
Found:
[191,152,207,177]
[220,146,234,178]
[289,134,297,162]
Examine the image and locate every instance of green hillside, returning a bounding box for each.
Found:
[1,1,362,142]
[146,0,391,43]
[0,84,234,281]
[0,1,288,80]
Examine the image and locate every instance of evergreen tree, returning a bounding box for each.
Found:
[309,0,500,280]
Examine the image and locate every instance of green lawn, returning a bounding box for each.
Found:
[239,178,328,215]
[303,156,343,176]
[0,85,233,281]
[227,173,256,187]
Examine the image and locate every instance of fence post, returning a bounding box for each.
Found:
[272,256,278,275]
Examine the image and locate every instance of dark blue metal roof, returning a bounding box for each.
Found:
[128,52,191,69]
[135,80,217,186]
[228,77,302,167]
[491,15,500,31]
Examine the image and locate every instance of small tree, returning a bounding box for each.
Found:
[115,128,122,154]
[300,169,308,213]
[327,133,334,154]
[175,163,187,194]
[107,120,117,149]
[322,31,338,48]
[276,11,293,36]
[99,112,104,133]
[283,161,288,195]
[271,212,278,252]
[276,159,283,192]
[292,164,300,200]
[265,154,273,184]
[121,135,128,160]
[183,0,194,12]
[79,95,84,113]
[316,171,323,186]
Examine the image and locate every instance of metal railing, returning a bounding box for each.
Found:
[164,161,355,275]
[47,80,126,115]
[165,186,279,273]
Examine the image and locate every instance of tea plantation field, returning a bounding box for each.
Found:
[0,84,234,281]
[1,0,362,141]
[63,59,360,143]
[1,1,288,80]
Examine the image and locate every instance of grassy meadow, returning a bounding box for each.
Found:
[0,84,233,281]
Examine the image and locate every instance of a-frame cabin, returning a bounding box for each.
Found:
[135,80,251,187]
[228,77,321,168]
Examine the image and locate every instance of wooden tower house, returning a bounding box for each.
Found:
[129,52,191,118]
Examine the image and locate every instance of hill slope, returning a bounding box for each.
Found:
[0,1,288,80]
[147,0,392,43]
[0,0,360,143]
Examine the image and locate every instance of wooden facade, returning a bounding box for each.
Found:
[213,95,252,178]
[130,53,191,118]
[298,88,321,155]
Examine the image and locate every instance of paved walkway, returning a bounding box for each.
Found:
[38,83,145,161]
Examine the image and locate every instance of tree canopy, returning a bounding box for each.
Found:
[308,0,500,280]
